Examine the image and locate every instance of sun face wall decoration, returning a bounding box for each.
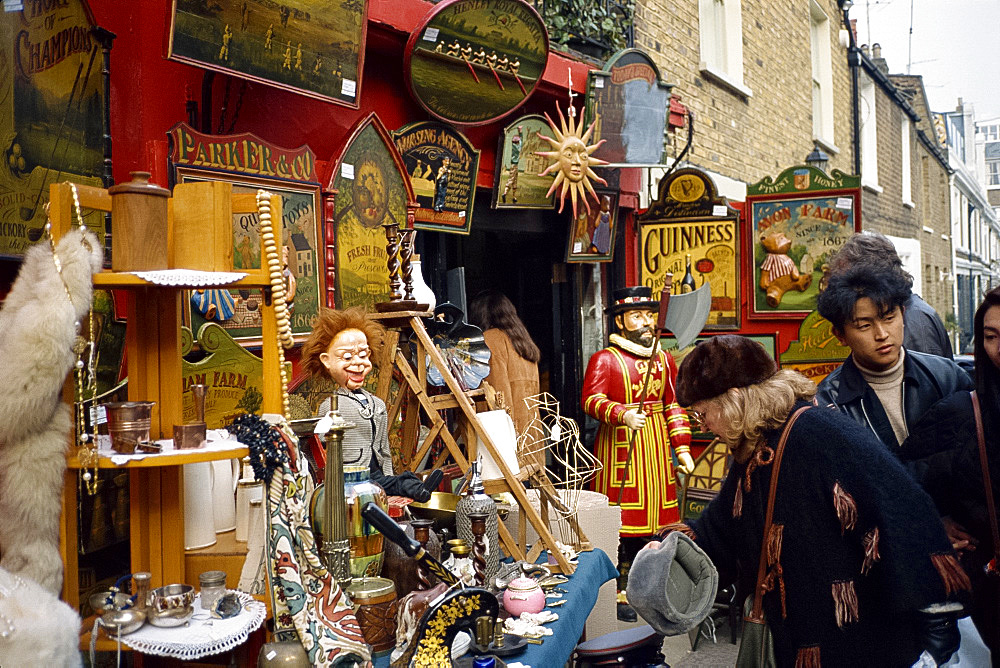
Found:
[535,102,608,219]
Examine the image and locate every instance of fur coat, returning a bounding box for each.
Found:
[0,227,102,595]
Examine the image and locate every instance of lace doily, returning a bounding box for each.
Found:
[130,269,248,287]
[122,591,266,659]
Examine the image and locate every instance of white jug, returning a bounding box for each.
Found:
[235,479,264,542]
[212,458,240,533]
[182,462,216,550]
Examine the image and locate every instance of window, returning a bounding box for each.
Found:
[921,155,932,225]
[901,117,912,205]
[810,2,834,147]
[860,74,879,189]
[947,115,965,162]
[988,160,1000,186]
[698,0,750,97]
[978,125,1000,142]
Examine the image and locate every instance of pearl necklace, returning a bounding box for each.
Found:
[256,190,293,417]
[45,184,99,494]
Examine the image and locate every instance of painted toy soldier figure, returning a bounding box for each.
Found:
[582,286,694,621]
[501,126,524,204]
[433,157,451,212]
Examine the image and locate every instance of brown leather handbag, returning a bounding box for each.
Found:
[735,405,810,668]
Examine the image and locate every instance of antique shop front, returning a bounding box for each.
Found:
[0,0,652,661]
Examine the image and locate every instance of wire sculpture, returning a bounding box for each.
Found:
[515,393,603,548]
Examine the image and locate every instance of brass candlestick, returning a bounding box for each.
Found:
[382,222,402,301]
[400,229,416,301]
[411,518,436,590]
[323,394,354,591]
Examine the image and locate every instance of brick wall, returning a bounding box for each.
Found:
[861,73,956,320]
[633,0,855,183]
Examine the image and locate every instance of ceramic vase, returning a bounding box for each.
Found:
[409,257,436,310]
[503,576,545,616]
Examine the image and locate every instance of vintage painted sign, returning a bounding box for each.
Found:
[491,114,554,210]
[168,0,368,107]
[329,114,411,310]
[586,49,673,165]
[392,121,479,234]
[746,165,861,318]
[779,310,851,383]
[404,0,548,126]
[749,164,861,196]
[0,0,105,257]
[566,192,618,263]
[182,323,270,427]
[170,123,317,182]
[170,123,323,344]
[638,169,740,329]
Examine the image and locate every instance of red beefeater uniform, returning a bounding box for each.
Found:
[583,339,691,535]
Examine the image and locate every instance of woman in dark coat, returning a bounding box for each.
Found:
[647,336,968,667]
[904,286,1000,658]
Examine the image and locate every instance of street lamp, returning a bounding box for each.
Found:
[838,0,853,9]
[805,142,829,173]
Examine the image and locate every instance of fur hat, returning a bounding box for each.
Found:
[676,335,777,407]
[606,286,658,316]
[626,531,718,636]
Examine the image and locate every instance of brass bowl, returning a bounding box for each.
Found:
[407,492,459,533]
[149,584,195,627]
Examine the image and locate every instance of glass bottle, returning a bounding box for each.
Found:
[199,570,227,613]
[681,254,697,293]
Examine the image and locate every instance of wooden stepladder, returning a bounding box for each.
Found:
[371,312,575,574]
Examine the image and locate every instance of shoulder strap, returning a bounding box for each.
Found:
[748,405,810,621]
[971,391,1000,557]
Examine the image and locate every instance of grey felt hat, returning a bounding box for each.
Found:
[626,531,719,636]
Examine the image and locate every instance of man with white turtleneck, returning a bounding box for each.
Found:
[815,265,972,451]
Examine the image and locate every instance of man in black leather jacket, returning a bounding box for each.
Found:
[816,266,973,452]
[826,233,954,359]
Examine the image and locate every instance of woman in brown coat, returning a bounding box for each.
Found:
[469,290,540,434]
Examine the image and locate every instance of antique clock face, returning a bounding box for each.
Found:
[353,158,388,229]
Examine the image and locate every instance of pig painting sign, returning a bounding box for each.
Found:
[747,165,861,319]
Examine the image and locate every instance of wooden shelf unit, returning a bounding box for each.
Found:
[51,183,284,633]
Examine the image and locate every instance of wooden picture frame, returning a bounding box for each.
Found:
[746,166,862,319]
[325,112,415,310]
[403,0,548,126]
[167,0,368,107]
[565,192,618,263]
[175,167,324,345]
[491,114,556,210]
[392,121,480,234]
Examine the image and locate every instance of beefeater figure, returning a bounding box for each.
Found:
[582,285,694,621]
